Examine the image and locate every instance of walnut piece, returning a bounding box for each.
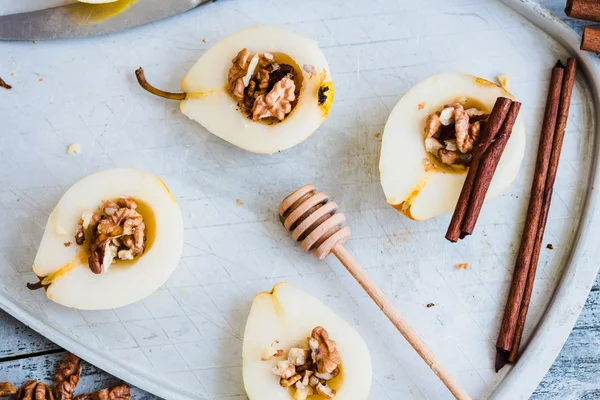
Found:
[53,353,81,400]
[452,104,472,153]
[73,384,130,400]
[16,381,54,400]
[84,198,146,274]
[310,326,341,374]
[279,374,302,388]
[227,48,252,102]
[0,382,17,397]
[252,76,296,121]
[316,382,336,398]
[424,112,442,138]
[261,340,284,361]
[315,367,340,381]
[294,381,314,400]
[423,102,488,166]
[288,348,308,366]
[438,149,460,165]
[272,360,296,379]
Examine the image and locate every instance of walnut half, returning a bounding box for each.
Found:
[16,381,54,400]
[310,326,341,374]
[53,353,81,400]
[0,382,17,397]
[73,384,130,400]
[252,76,296,121]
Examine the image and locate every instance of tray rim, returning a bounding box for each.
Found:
[491,1,600,399]
[0,1,599,399]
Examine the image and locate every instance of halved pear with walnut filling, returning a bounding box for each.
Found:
[136,25,334,154]
[30,168,183,310]
[243,283,372,400]
[379,72,526,220]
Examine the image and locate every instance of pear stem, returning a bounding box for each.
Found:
[27,280,45,291]
[135,67,186,101]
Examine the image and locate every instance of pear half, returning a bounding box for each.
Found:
[243,283,372,400]
[32,168,183,310]
[379,72,526,220]
[136,25,334,154]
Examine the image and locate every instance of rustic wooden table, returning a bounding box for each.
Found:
[1,1,599,399]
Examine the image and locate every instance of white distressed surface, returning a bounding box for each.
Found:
[0,0,598,399]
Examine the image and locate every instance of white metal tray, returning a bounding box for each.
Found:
[1,0,599,399]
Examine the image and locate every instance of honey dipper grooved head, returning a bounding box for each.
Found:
[280,185,351,259]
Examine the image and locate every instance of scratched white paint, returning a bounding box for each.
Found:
[0,0,598,399]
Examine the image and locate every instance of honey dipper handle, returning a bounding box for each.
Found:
[332,244,472,400]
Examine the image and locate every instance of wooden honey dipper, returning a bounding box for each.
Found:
[279,185,471,400]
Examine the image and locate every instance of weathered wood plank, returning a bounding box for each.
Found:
[0,310,59,358]
[0,352,157,400]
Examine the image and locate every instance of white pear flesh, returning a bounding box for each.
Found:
[379,72,526,221]
[243,283,372,400]
[33,168,183,310]
[180,25,334,154]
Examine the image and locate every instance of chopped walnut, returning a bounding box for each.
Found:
[228,48,252,102]
[439,149,460,165]
[246,68,271,110]
[315,367,340,381]
[308,375,320,387]
[73,384,130,400]
[316,382,336,398]
[439,106,455,126]
[82,198,146,274]
[0,382,17,397]
[261,340,284,361]
[302,64,318,75]
[268,327,341,399]
[75,225,85,246]
[294,381,313,400]
[280,374,302,388]
[288,348,308,366]
[295,356,313,373]
[424,112,442,138]
[252,77,295,121]
[16,381,54,400]
[423,101,488,167]
[300,371,313,387]
[425,137,444,154]
[53,353,81,400]
[310,327,341,374]
[272,360,296,379]
[226,49,299,121]
[452,104,472,153]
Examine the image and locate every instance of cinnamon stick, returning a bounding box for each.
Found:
[445,97,512,242]
[508,58,577,363]
[581,26,600,54]
[565,0,600,23]
[461,102,521,235]
[495,62,565,371]
[0,76,11,90]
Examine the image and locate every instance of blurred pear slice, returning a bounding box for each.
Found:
[379,72,526,220]
[32,168,183,310]
[77,0,119,3]
[243,283,372,400]
[135,25,334,154]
